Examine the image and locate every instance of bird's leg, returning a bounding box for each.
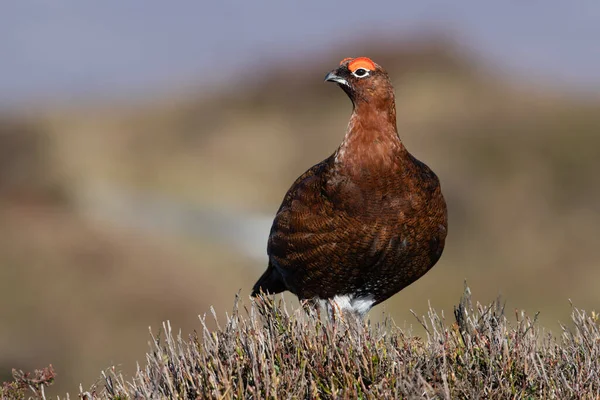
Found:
[300,298,321,319]
[327,298,347,325]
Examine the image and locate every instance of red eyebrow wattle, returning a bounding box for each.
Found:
[347,57,376,72]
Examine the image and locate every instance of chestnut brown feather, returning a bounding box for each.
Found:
[252,58,448,314]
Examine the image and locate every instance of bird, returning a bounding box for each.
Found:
[251,57,448,317]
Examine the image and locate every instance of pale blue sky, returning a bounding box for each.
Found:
[1,1,598,107]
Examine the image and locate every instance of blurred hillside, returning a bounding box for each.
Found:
[1,38,599,396]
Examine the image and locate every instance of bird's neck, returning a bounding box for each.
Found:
[334,100,405,169]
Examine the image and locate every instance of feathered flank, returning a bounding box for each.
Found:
[252,57,448,316]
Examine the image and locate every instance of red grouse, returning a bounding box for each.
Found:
[252,57,448,316]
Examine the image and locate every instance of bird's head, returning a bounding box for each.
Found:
[325,57,394,108]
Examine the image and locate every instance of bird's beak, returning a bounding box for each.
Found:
[324,71,348,86]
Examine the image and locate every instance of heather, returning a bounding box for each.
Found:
[3,286,599,399]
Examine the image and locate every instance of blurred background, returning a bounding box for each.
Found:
[1,1,599,396]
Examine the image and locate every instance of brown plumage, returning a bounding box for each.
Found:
[252,57,448,316]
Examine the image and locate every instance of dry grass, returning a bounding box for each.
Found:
[5,285,598,399]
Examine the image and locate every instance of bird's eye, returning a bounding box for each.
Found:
[353,68,369,78]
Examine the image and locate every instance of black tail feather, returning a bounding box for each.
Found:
[251,264,287,297]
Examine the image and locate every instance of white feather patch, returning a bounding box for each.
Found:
[318,295,375,316]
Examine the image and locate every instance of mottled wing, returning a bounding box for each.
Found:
[266,158,388,299]
[252,160,338,297]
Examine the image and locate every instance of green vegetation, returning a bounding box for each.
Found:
[4,287,599,399]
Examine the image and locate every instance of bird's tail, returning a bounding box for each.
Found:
[251,262,286,297]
